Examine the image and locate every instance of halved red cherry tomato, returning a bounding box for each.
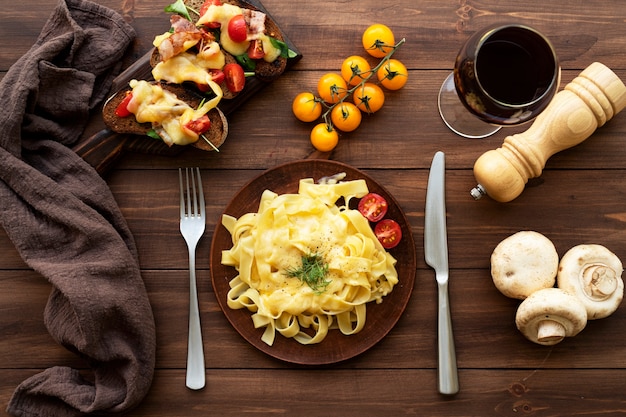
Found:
[199,0,222,28]
[374,219,402,249]
[358,193,388,222]
[210,69,225,85]
[200,0,221,13]
[115,92,133,117]
[195,83,210,93]
[184,115,212,134]
[227,15,248,43]
[247,39,265,59]
[223,63,245,93]
[195,70,224,92]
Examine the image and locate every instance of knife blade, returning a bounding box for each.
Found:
[424,151,459,395]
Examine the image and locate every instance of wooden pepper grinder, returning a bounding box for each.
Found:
[471,62,626,202]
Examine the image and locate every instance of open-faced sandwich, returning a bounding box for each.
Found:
[102,0,295,150]
[150,0,294,99]
[103,80,228,151]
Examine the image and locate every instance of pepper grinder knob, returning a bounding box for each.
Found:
[471,62,626,202]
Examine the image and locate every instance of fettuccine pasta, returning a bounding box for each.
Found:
[221,176,399,345]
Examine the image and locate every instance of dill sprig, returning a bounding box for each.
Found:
[285,253,331,294]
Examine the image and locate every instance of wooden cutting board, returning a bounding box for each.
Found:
[72,0,302,175]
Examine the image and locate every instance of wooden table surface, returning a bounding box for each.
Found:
[2,0,626,416]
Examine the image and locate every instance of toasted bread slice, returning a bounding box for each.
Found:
[228,0,288,82]
[150,0,287,96]
[102,82,228,151]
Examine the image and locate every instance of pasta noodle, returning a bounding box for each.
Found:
[221,176,399,345]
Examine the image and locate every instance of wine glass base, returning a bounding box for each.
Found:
[438,73,502,139]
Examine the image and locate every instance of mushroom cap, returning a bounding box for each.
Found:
[557,244,624,319]
[515,288,588,346]
[491,231,559,299]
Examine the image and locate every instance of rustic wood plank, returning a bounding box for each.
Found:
[118,369,626,416]
[3,264,625,371]
[107,168,626,271]
[2,369,626,416]
[4,0,626,71]
[3,166,626,270]
[3,0,626,415]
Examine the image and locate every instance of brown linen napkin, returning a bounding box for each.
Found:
[0,0,156,416]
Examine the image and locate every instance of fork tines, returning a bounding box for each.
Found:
[179,167,205,220]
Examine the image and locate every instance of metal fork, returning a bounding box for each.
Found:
[179,167,206,390]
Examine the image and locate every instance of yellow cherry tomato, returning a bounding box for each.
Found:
[340,55,372,86]
[317,73,348,104]
[377,59,408,90]
[331,102,362,132]
[310,123,339,152]
[353,83,385,113]
[292,92,322,122]
[362,24,395,58]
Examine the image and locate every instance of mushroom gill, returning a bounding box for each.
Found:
[557,244,624,320]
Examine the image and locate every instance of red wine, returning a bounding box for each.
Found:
[453,24,559,125]
[477,40,538,105]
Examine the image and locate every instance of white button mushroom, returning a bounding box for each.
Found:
[515,288,588,346]
[491,231,559,299]
[557,244,624,319]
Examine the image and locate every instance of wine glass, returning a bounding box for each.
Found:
[438,23,560,139]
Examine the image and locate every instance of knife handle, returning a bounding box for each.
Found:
[438,280,459,395]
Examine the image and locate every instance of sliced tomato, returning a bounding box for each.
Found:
[210,69,225,84]
[195,70,226,92]
[200,0,221,12]
[374,219,402,249]
[185,115,212,135]
[195,82,210,93]
[358,193,388,222]
[227,15,248,43]
[114,92,133,117]
[199,0,222,28]
[199,0,221,15]
[223,63,246,93]
[247,39,265,59]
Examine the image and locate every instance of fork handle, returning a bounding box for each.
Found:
[186,250,205,390]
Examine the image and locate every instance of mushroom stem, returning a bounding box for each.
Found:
[557,244,624,319]
[583,265,617,299]
[536,319,566,344]
[516,288,588,345]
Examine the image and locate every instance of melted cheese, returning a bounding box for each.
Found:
[153,32,171,47]
[126,79,222,146]
[152,50,225,85]
[220,30,250,56]
[260,34,282,63]
[152,31,199,53]
[197,3,251,56]
[197,3,242,27]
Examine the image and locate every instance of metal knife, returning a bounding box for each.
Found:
[424,151,459,395]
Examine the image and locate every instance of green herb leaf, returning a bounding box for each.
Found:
[236,54,257,71]
[164,0,192,21]
[146,129,161,140]
[285,253,331,294]
[269,37,298,59]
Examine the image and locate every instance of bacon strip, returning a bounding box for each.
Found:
[158,15,203,61]
[242,9,266,40]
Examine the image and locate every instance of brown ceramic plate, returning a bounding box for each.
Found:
[209,160,416,365]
